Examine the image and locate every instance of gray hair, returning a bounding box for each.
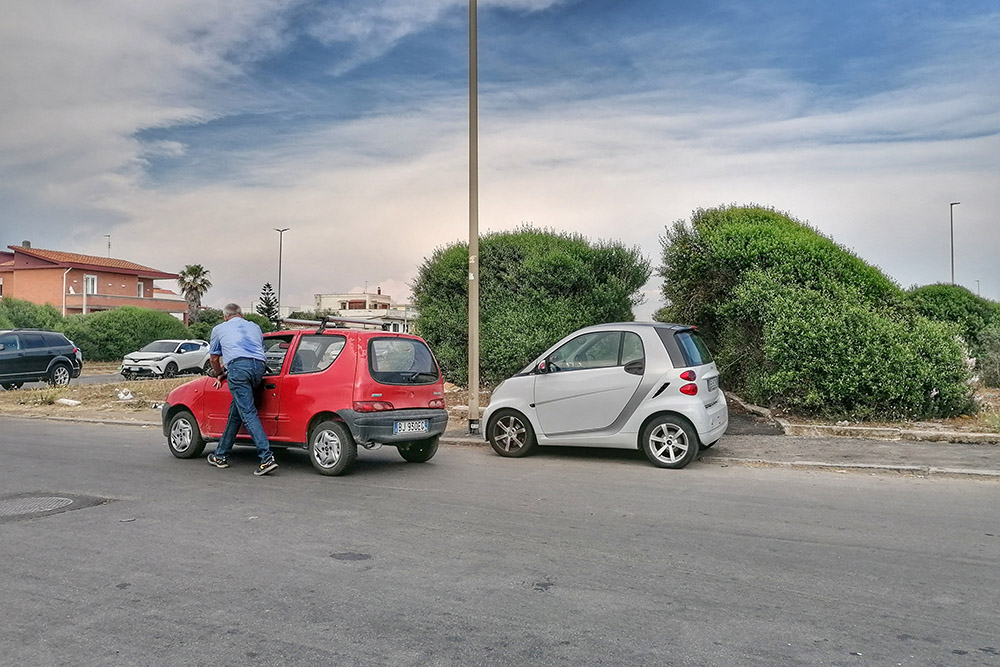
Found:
[223,303,243,318]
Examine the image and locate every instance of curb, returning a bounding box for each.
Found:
[9,415,160,428]
[777,420,1000,445]
[699,455,1000,480]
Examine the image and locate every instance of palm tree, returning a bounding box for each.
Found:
[177,264,212,324]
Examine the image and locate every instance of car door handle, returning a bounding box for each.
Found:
[265,383,276,389]
[623,360,645,375]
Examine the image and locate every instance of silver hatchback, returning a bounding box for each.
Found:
[482,322,728,469]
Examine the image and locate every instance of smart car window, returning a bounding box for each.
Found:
[549,332,622,370]
[369,338,439,385]
[291,335,346,374]
[621,332,644,365]
[675,331,714,366]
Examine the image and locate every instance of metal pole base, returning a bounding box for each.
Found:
[467,419,480,436]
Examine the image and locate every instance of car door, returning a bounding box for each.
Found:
[176,342,203,372]
[0,332,27,379]
[533,331,644,436]
[20,333,51,376]
[202,334,292,438]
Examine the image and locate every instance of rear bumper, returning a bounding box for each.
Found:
[341,409,449,445]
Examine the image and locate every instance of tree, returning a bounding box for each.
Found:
[177,264,212,324]
[657,204,973,420]
[412,227,650,386]
[256,283,279,323]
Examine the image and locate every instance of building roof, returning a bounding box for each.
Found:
[6,245,177,279]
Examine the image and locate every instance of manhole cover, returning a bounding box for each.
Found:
[0,496,74,517]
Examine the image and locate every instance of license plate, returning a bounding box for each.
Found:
[130,367,141,372]
[707,376,719,392]
[394,419,429,435]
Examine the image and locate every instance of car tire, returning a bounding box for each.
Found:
[2,381,24,390]
[163,362,178,378]
[48,363,71,387]
[487,409,537,458]
[167,410,207,459]
[308,420,357,476]
[202,361,212,375]
[641,415,699,469]
[398,435,439,463]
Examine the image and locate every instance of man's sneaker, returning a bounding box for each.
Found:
[207,454,229,468]
[254,458,278,476]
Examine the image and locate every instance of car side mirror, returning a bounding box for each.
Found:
[535,360,548,374]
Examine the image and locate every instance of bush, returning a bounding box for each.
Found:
[244,313,274,333]
[658,205,974,419]
[0,298,63,329]
[907,284,1000,355]
[60,307,190,361]
[413,227,651,386]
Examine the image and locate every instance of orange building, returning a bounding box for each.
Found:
[0,243,185,320]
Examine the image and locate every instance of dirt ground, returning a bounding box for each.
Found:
[3,362,999,435]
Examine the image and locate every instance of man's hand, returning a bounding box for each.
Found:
[213,369,227,389]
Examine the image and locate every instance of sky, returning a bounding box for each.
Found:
[1,0,997,319]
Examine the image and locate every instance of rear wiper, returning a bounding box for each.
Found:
[407,371,439,381]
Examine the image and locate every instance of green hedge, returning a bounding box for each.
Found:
[0,298,63,330]
[413,227,651,386]
[659,205,974,419]
[60,307,190,361]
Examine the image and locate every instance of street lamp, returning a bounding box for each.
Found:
[976,279,981,296]
[950,202,960,284]
[467,0,480,435]
[274,228,289,322]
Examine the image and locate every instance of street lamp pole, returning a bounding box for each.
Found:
[467,0,480,435]
[274,228,289,322]
[976,279,981,296]
[950,202,960,284]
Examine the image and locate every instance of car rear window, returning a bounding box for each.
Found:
[369,337,439,385]
[675,330,714,366]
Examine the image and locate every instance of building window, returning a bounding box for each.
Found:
[137,281,145,298]
[84,275,97,295]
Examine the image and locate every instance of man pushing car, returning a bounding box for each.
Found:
[206,303,278,476]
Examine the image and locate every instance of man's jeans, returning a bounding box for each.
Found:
[214,358,273,462]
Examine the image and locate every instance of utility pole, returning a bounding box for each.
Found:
[274,228,289,323]
[467,0,480,435]
[949,202,960,284]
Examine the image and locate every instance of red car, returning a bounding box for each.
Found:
[160,321,449,476]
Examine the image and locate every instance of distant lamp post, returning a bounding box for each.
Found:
[274,228,289,322]
[976,279,981,296]
[467,0,480,435]
[949,202,960,284]
[104,234,111,257]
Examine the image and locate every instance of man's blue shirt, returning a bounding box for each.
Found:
[210,317,266,366]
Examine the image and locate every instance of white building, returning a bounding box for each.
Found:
[312,289,418,333]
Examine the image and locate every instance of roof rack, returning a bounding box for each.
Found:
[282,316,392,333]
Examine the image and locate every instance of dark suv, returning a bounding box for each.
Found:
[0,329,83,389]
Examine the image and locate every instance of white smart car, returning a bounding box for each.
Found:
[482,322,728,469]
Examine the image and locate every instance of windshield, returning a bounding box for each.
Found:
[140,341,178,353]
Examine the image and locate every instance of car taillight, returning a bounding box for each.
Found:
[680,383,698,395]
[429,398,445,409]
[353,401,394,412]
[680,370,696,381]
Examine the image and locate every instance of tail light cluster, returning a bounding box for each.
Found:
[428,398,445,409]
[679,369,698,395]
[353,401,394,412]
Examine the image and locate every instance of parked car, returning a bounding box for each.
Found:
[121,339,210,379]
[482,322,728,469]
[160,322,448,476]
[0,329,83,389]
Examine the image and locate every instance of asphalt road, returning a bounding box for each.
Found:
[2,418,998,666]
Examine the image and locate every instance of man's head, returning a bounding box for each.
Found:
[222,303,243,320]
